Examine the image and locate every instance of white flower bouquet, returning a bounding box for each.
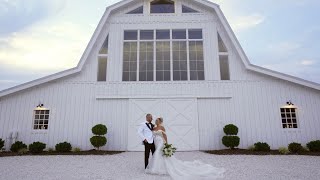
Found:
[162,143,177,157]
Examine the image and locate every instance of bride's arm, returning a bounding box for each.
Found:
[161,127,168,143]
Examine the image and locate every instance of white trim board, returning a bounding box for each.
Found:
[0,0,319,98]
[96,95,232,100]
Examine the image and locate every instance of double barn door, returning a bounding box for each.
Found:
[127,98,199,151]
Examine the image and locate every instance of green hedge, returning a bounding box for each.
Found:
[29,142,46,154]
[307,140,320,152]
[288,142,303,153]
[0,138,4,150]
[55,142,72,152]
[10,141,27,152]
[254,142,270,151]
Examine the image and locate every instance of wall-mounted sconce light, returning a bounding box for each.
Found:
[286,101,294,106]
[36,103,44,108]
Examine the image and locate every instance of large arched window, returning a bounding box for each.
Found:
[151,0,175,13]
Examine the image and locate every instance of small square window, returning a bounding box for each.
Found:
[280,108,298,129]
[33,109,50,130]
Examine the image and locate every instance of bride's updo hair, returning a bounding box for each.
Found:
[157,117,164,125]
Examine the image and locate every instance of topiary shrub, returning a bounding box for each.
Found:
[222,124,240,149]
[92,124,108,136]
[254,142,270,151]
[288,142,303,154]
[29,142,46,154]
[90,124,108,150]
[222,136,240,149]
[55,142,72,152]
[10,141,27,152]
[0,138,4,150]
[90,136,107,150]
[279,147,289,155]
[307,140,320,152]
[223,124,239,135]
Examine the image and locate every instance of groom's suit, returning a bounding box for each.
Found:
[138,122,155,169]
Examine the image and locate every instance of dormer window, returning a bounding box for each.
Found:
[97,35,109,82]
[151,0,175,14]
[127,6,143,14]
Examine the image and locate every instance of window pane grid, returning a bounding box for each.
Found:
[122,29,204,82]
[280,108,298,129]
[33,110,49,130]
[173,41,188,81]
[123,41,138,81]
[156,41,171,81]
[139,42,154,81]
[189,41,204,80]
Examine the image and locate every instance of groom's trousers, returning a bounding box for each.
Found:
[144,141,155,169]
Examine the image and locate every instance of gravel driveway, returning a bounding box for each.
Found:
[0,152,319,180]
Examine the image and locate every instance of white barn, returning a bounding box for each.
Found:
[0,0,319,152]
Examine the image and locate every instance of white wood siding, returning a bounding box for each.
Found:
[0,0,319,151]
[0,82,128,151]
[198,80,320,150]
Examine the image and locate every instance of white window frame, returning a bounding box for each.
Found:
[97,34,109,82]
[280,106,299,129]
[218,32,230,80]
[33,108,50,131]
[122,29,204,82]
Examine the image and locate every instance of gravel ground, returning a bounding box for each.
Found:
[0,152,319,180]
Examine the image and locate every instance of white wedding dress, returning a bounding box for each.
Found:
[146,130,225,180]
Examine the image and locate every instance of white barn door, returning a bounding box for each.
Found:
[127,98,199,151]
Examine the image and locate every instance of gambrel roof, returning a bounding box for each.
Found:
[0,0,319,98]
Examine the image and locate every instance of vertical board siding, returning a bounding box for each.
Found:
[0,82,129,151]
[198,81,320,150]
[0,0,319,151]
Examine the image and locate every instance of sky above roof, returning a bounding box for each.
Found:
[0,0,319,90]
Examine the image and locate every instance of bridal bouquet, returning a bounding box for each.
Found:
[162,143,177,157]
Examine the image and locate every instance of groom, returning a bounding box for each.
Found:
[138,113,155,169]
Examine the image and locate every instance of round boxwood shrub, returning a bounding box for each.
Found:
[222,136,240,149]
[10,141,27,152]
[307,140,320,152]
[90,136,107,150]
[254,142,270,151]
[92,124,107,136]
[0,138,4,150]
[55,142,72,152]
[288,142,303,153]
[29,142,46,154]
[223,124,238,135]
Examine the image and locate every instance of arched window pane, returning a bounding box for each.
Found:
[151,0,175,13]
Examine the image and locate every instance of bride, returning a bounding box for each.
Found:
[146,117,225,180]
